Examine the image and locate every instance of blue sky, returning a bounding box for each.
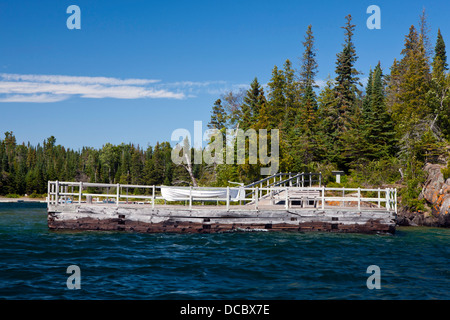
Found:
[0,0,449,150]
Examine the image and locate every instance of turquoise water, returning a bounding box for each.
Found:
[0,203,448,300]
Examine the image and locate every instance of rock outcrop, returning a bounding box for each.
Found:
[399,163,450,227]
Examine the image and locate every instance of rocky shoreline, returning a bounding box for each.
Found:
[397,163,450,228]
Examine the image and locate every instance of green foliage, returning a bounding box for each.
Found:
[348,158,402,187]
[442,160,450,180]
[5,193,20,198]
[399,158,427,211]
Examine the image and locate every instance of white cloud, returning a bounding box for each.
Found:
[0,73,184,103]
[0,93,69,103]
[0,73,252,103]
[0,73,161,86]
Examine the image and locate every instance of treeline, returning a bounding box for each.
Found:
[207,13,450,210]
[0,134,201,196]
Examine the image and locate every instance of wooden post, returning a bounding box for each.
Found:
[255,187,259,210]
[51,182,55,204]
[260,182,262,199]
[302,173,305,188]
[321,186,325,210]
[358,187,361,211]
[189,186,192,210]
[227,186,230,211]
[395,188,398,213]
[377,188,381,208]
[285,187,289,210]
[55,181,59,205]
[386,188,391,211]
[152,186,155,209]
[116,184,120,206]
[79,182,83,204]
[319,172,322,187]
[47,181,50,204]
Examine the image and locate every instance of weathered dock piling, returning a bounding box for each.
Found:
[47,173,397,234]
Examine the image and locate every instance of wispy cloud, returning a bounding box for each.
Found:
[0,73,250,103]
[0,73,184,103]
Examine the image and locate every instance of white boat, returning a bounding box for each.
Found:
[160,186,244,202]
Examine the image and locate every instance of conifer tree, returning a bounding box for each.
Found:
[363,63,397,159]
[240,77,264,130]
[208,99,228,130]
[391,25,431,139]
[429,29,450,139]
[334,14,360,134]
[297,24,319,133]
[434,29,448,71]
[267,65,286,129]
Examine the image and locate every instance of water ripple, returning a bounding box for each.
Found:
[0,204,449,300]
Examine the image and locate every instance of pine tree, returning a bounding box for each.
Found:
[334,14,361,134]
[297,24,319,133]
[240,77,264,130]
[434,29,448,71]
[282,59,299,131]
[429,29,450,139]
[392,25,431,139]
[315,77,339,163]
[363,63,397,159]
[267,65,286,129]
[287,25,320,170]
[208,99,228,130]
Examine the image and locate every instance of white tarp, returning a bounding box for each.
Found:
[160,186,245,202]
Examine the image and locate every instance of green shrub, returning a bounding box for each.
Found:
[442,162,450,180]
[6,194,21,198]
[29,192,45,198]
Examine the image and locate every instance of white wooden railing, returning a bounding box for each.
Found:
[47,181,397,213]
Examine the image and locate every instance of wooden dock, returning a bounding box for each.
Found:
[47,173,398,234]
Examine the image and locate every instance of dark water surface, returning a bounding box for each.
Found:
[0,203,448,300]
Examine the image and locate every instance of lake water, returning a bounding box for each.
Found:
[0,203,448,300]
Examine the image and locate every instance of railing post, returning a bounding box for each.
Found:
[255,187,259,210]
[55,181,59,205]
[260,182,262,199]
[378,188,381,208]
[152,186,155,209]
[395,188,398,214]
[79,182,83,204]
[116,184,120,206]
[51,182,55,204]
[285,187,289,210]
[47,181,50,204]
[358,187,361,211]
[321,186,325,210]
[227,186,230,211]
[189,186,192,210]
[342,187,345,207]
[385,188,389,211]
